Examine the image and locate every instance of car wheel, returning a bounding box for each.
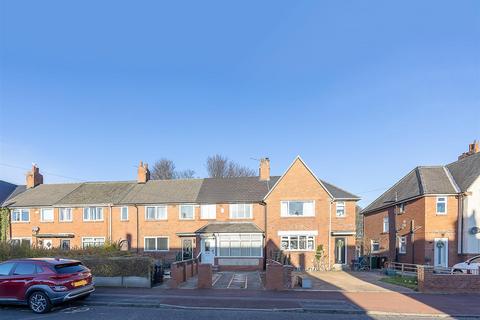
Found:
[28,291,52,314]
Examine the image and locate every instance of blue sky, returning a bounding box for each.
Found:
[0,1,479,206]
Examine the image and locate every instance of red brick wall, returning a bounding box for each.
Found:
[418,266,480,293]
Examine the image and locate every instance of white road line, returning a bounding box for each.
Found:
[227,273,235,288]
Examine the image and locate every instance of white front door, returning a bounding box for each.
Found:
[43,239,53,250]
[201,237,216,264]
[434,238,448,267]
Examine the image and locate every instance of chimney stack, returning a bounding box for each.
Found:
[259,158,270,181]
[458,140,479,160]
[137,161,150,183]
[26,164,43,189]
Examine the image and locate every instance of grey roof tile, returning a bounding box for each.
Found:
[320,180,360,199]
[5,183,82,207]
[119,179,203,204]
[58,182,136,205]
[447,152,480,192]
[362,166,457,214]
[195,222,263,234]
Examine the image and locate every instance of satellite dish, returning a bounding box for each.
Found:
[32,226,40,233]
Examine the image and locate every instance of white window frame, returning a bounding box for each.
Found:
[179,204,195,220]
[40,208,54,222]
[371,240,380,253]
[81,237,105,248]
[217,233,263,257]
[59,208,73,222]
[83,207,104,221]
[200,204,216,219]
[229,203,253,219]
[399,236,407,254]
[280,200,315,217]
[383,217,389,233]
[120,206,129,221]
[279,234,316,251]
[336,201,346,217]
[144,236,169,252]
[398,203,405,214]
[11,208,30,223]
[145,206,168,221]
[436,197,447,215]
[10,237,32,247]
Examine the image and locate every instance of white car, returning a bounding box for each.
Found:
[452,255,480,274]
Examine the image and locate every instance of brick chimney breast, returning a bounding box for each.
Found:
[259,158,270,181]
[137,161,150,183]
[26,164,43,189]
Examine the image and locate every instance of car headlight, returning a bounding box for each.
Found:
[51,285,68,292]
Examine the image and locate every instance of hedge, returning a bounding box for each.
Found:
[0,242,156,277]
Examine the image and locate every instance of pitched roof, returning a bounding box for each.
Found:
[58,182,136,205]
[195,222,263,234]
[120,179,203,204]
[4,183,82,207]
[0,181,26,206]
[196,176,280,204]
[362,166,458,214]
[447,152,480,192]
[320,180,360,199]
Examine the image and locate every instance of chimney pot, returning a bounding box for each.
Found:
[458,140,479,160]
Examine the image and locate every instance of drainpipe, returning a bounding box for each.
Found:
[262,201,267,268]
[108,204,113,243]
[459,193,464,254]
[328,199,333,270]
[134,204,139,253]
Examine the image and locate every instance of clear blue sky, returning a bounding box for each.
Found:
[0,1,479,207]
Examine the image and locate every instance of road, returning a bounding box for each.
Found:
[0,305,471,320]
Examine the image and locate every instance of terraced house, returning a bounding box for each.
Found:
[362,142,480,268]
[3,157,359,270]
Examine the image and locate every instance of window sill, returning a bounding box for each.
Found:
[145,219,168,222]
[40,221,55,223]
[281,249,315,252]
[11,221,31,224]
[435,213,447,216]
[82,220,105,223]
[144,250,169,252]
[120,219,129,222]
[280,215,315,219]
[59,221,73,223]
[335,216,347,219]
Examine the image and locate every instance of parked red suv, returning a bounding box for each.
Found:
[0,258,94,313]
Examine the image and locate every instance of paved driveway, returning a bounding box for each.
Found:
[212,271,263,289]
[295,271,415,293]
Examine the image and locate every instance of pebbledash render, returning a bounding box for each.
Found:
[362,141,480,268]
[4,156,359,271]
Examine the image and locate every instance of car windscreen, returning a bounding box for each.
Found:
[54,263,87,274]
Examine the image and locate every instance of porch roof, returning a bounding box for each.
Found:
[195,222,263,234]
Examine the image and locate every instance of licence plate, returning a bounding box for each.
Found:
[72,280,88,287]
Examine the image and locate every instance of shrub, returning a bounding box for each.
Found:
[81,256,155,277]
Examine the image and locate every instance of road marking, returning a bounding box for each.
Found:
[227,273,235,288]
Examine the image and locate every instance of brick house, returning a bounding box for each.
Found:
[362,141,480,267]
[4,156,359,270]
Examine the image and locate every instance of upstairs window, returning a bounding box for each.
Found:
[59,208,72,222]
[145,206,167,220]
[121,207,129,221]
[281,201,315,217]
[11,209,29,222]
[83,207,103,221]
[230,204,253,219]
[436,197,447,215]
[201,204,216,219]
[40,208,54,222]
[397,203,405,214]
[179,205,195,220]
[336,201,346,217]
[383,217,389,233]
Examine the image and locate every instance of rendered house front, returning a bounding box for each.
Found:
[5,157,359,270]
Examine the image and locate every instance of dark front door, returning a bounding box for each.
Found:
[335,237,346,264]
[182,239,193,260]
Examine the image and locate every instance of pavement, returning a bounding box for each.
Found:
[67,287,480,318]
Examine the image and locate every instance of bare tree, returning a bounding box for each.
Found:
[151,159,196,180]
[206,154,256,178]
[174,169,196,179]
[151,159,176,180]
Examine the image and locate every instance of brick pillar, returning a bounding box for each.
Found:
[168,263,180,288]
[266,263,284,290]
[197,264,212,289]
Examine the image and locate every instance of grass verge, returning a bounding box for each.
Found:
[380,275,418,290]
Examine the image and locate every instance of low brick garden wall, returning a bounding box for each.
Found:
[167,258,199,288]
[265,260,294,290]
[417,265,480,293]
